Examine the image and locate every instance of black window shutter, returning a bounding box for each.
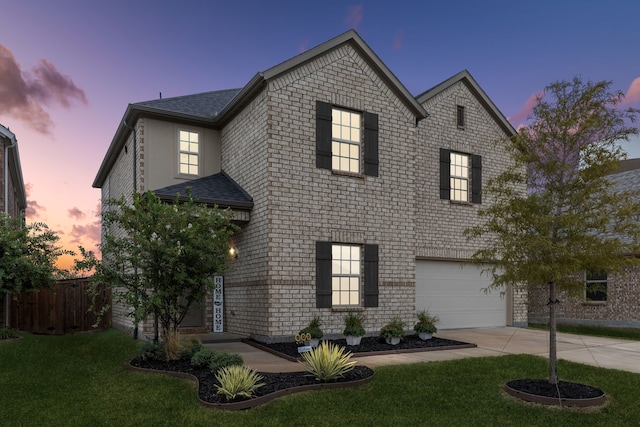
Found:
[471,154,482,204]
[363,244,379,307]
[363,111,379,177]
[316,101,332,170]
[316,241,332,308]
[439,148,451,200]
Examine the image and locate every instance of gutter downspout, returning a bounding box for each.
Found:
[122,121,140,339]
[1,125,17,328]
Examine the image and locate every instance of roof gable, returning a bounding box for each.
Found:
[134,88,241,120]
[416,70,516,137]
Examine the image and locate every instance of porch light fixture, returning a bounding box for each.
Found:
[229,247,237,260]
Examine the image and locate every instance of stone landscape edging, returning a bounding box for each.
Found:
[128,362,374,410]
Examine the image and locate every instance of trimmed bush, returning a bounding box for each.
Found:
[137,342,166,362]
[209,352,243,373]
[0,327,19,340]
[178,338,203,360]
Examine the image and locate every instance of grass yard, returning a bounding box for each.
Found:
[2,329,640,426]
[528,323,640,341]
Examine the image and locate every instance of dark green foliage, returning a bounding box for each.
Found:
[414,310,439,334]
[178,338,203,360]
[299,315,323,339]
[191,348,218,368]
[379,317,405,339]
[190,348,243,372]
[137,341,166,362]
[0,213,71,296]
[343,312,366,337]
[208,351,243,373]
[0,327,19,339]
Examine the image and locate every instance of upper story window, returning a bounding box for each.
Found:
[457,105,465,128]
[440,148,482,204]
[332,108,361,173]
[179,130,199,175]
[450,152,470,202]
[316,101,379,177]
[586,271,607,302]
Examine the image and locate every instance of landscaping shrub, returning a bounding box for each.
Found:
[178,337,203,360]
[214,365,265,401]
[137,342,166,362]
[191,348,218,368]
[299,341,356,381]
[208,351,243,373]
[0,327,18,340]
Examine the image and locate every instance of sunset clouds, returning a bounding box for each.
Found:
[623,77,640,106]
[345,4,363,28]
[0,44,87,135]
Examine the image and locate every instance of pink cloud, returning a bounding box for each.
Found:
[508,90,543,128]
[68,207,85,220]
[345,4,363,28]
[24,183,45,219]
[393,30,405,51]
[297,38,309,54]
[69,222,101,246]
[623,77,640,106]
[0,44,87,135]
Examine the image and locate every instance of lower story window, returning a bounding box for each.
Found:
[332,244,361,306]
[586,271,607,302]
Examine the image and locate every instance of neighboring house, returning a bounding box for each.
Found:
[528,159,640,328]
[94,30,527,342]
[0,124,27,328]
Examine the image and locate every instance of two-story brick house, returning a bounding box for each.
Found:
[94,30,527,342]
[0,124,27,328]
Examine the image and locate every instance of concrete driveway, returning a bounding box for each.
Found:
[207,327,640,374]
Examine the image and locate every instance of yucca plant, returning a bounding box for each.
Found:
[214,365,265,401]
[299,341,356,381]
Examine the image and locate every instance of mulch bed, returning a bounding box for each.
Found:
[129,357,374,410]
[245,334,477,361]
[504,379,606,407]
[128,334,474,410]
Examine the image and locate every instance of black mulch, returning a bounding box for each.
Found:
[249,334,475,360]
[130,357,373,405]
[506,378,605,400]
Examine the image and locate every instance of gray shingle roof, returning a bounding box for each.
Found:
[153,171,253,209]
[134,88,242,119]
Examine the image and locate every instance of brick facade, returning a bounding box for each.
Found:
[528,266,640,328]
[97,31,525,341]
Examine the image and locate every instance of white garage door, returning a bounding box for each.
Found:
[416,260,506,329]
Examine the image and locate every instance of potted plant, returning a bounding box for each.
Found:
[379,317,405,345]
[414,310,439,340]
[299,316,323,347]
[343,312,366,346]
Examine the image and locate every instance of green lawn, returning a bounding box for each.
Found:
[528,323,640,341]
[2,329,640,426]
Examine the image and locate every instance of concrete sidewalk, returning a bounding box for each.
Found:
[206,327,640,374]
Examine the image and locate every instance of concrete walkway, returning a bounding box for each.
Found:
[206,327,640,374]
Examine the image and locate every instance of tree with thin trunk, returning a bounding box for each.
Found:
[77,190,239,358]
[465,78,640,384]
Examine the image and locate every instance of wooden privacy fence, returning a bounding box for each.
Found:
[10,278,111,335]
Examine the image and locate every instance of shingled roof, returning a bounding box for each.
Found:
[134,88,241,120]
[153,171,253,210]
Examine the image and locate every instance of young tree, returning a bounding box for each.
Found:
[0,214,71,327]
[79,190,239,355]
[465,78,640,384]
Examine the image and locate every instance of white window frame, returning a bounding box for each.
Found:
[178,130,200,176]
[450,152,470,202]
[331,244,362,306]
[331,107,361,173]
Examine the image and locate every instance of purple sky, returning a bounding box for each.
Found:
[1,0,639,267]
